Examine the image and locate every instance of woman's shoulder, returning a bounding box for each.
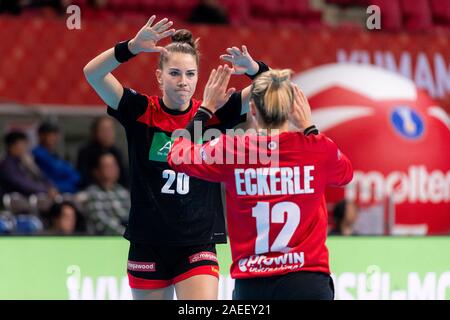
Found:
[277,131,330,152]
[120,88,152,108]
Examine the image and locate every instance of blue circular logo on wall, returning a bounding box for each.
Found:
[390,106,424,139]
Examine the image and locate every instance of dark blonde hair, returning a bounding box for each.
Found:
[158,29,200,69]
[250,69,294,127]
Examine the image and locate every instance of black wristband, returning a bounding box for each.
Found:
[185,107,212,142]
[246,60,270,80]
[114,40,137,63]
[198,106,214,118]
[304,125,319,136]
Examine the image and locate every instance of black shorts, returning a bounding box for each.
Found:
[233,271,334,300]
[127,242,220,289]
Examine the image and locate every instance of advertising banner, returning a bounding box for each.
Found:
[0,18,448,113]
[0,237,449,300]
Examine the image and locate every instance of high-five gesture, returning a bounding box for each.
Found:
[220,46,259,76]
[290,84,313,130]
[202,65,236,113]
[128,16,176,55]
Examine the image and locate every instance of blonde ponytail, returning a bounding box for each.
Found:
[250,69,294,127]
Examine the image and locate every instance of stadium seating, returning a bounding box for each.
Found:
[277,0,323,27]
[15,214,43,234]
[325,0,370,7]
[221,0,249,26]
[29,193,54,216]
[325,0,355,6]
[368,0,402,31]
[13,0,448,30]
[429,0,450,27]
[0,212,15,234]
[400,0,433,31]
[2,193,32,215]
[246,0,323,27]
[0,192,89,234]
[326,0,449,30]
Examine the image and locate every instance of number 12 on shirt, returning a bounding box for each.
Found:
[252,201,301,255]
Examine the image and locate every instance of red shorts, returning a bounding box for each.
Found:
[127,242,220,290]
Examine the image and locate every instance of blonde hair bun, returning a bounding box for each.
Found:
[270,69,292,86]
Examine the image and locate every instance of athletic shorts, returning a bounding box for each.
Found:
[127,242,220,290]
[232,271,334,300]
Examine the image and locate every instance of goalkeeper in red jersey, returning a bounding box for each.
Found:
[168,67,353,300]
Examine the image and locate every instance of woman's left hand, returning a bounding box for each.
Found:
[220,45,259,76]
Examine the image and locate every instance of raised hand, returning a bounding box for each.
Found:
[220,45,259,75]
[202,65,236,113]
[128,16,176,54]
[290,84,312,130]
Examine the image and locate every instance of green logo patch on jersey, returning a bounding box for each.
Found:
[149,132,174,162]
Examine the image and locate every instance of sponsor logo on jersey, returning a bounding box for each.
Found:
[211,266,219,274]
[149,132,174,162]
[238,252,305,273]
[267,141,277,150]
[189,252,218,264]
[127,261,156,272]
[390,106,424,139]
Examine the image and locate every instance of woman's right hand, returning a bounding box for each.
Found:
[220,45,259,76]
[202,65,236,113]
[128,16,176,55]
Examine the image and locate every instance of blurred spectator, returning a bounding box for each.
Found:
[77,116,128,189]
[0,131,58,198]
[43,200,86,234]
[32,121,81,194]
[188,0,229,25]
[329,199,359,236]
[84,151,129,235]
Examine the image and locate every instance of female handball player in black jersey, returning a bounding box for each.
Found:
[169,69,353,300]
[83,15,272,300]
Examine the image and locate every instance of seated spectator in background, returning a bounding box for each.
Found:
[0,131,58,198]
[84,151,129,235]
[77,116,128,189]
[329,199,359,236]
[44,200,86,235]
[188,0,229,24]
[32,121,80,194]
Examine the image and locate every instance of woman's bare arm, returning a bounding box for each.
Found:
[83,16,175,109]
